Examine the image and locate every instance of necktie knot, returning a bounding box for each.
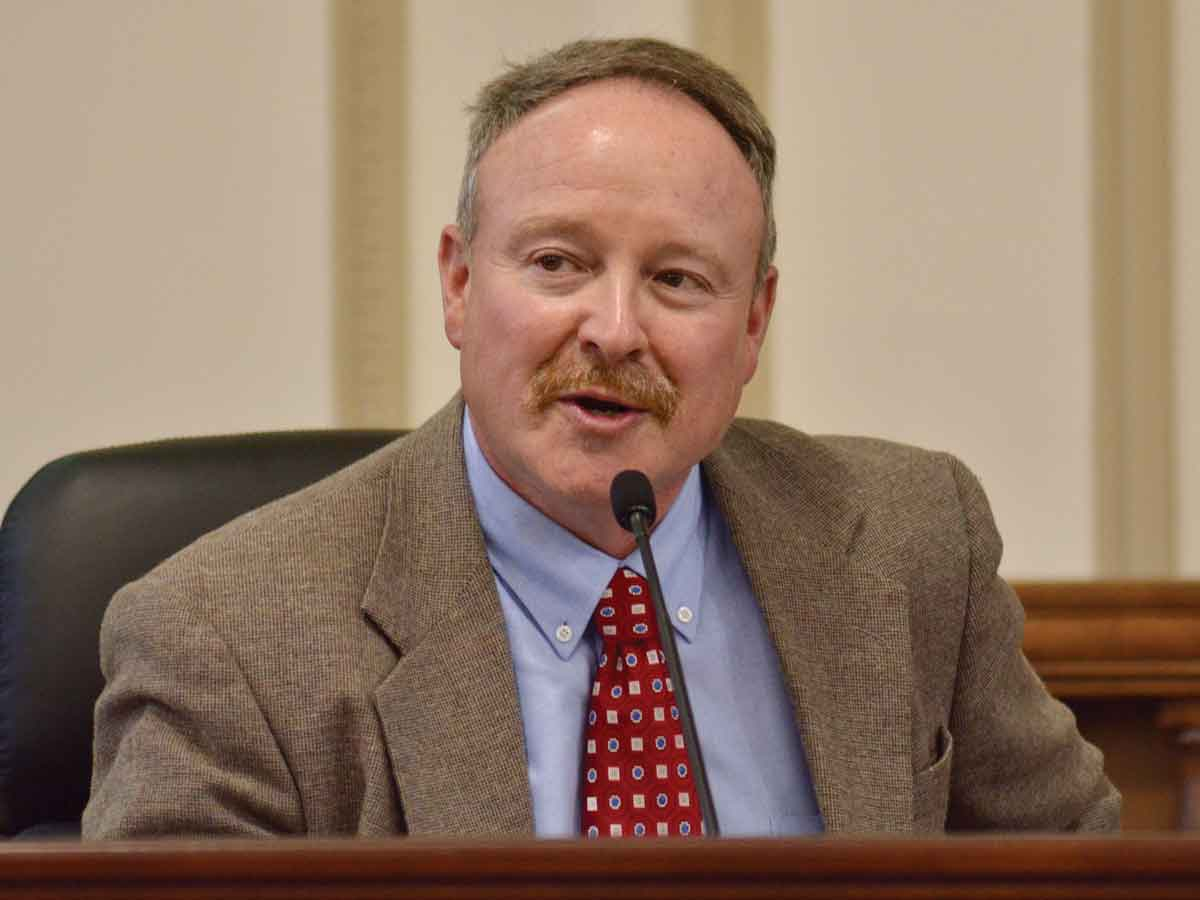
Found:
[591,566,660,646]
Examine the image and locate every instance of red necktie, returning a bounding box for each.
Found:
[581,566,703,838]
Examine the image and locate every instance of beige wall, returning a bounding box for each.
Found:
[3,0,1196,578]
[1,0,335,512]
[768,0,1094,576]
[1176,0,1200,574]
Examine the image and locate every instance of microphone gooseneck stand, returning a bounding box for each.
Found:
[610,469,720,837]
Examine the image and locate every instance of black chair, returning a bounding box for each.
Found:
[0,430,402,838]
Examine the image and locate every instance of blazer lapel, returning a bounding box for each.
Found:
[361,398,534,835]
[705,434,914,832]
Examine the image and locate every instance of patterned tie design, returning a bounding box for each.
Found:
[581,567,702,838]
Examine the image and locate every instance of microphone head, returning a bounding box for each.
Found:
[610,469,657,533]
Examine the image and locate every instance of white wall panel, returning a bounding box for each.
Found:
[1,1,334,511]
[766,0,1094,576]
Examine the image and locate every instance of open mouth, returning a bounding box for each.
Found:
[565,394,641,417]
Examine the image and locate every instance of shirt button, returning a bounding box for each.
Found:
[555,624,573,643]
[677,606,694,624]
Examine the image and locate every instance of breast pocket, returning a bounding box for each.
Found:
[912,724,953,832]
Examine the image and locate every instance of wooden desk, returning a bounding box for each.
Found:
[1018,581,1200,830]
[0,837,1197,899]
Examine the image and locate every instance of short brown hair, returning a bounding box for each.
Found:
[457,37,777,287]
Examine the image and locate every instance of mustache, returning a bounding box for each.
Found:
[526,357,680,425]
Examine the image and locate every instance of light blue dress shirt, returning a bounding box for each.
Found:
[463,411,824,837]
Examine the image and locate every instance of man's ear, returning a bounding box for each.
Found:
[439,225,470,349]
[743,265,777,384]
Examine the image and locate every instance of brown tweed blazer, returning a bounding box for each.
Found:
[82,398,1119,837]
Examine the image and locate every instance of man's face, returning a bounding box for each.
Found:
[440,78,775,551]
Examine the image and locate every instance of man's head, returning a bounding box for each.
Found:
[439,38,778,555]
[456,38,777,288]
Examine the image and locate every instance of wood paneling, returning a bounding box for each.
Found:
[0,837,1196,898]
[1017,581,1200,830]
[1019,581,1200,696]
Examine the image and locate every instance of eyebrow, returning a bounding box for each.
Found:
[504,216,595,252]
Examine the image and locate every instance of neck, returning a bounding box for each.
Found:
[462,409,687,559]
[522,480,683,560]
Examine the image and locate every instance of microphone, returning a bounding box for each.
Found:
[609,470,720,837]
[610,469,656,532]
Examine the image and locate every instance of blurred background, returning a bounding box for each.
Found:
[2,0,1196,579]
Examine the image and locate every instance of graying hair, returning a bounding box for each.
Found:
[456,37,777,287]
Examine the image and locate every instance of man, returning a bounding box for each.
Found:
[83,38,1119,838]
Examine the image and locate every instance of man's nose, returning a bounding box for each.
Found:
[576,273,648,364]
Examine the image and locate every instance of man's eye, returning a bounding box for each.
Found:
[535,254,570,272]
[656,271,693,289]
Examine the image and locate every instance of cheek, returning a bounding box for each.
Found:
[465,293,573,373]
[464,288,526,352]
[663,317,748,387]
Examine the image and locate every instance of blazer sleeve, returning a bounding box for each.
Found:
[944,458,1121,831]
[82,571,306,838]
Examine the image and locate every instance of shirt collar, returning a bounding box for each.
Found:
[463,408,707,660]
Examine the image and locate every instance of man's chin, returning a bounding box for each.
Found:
[545,454,675,509]
[548,466,626,507]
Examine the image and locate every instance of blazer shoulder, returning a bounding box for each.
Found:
[143,398,467,594]
[718,417,993,576]
[723,416,961,500]
[157,436,401,585]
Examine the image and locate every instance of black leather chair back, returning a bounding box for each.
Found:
[0,430,401,837]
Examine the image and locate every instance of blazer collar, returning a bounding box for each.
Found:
[704,424,914,832]
[361,396,535,835]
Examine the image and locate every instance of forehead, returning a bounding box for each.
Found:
[472,78,763,251]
